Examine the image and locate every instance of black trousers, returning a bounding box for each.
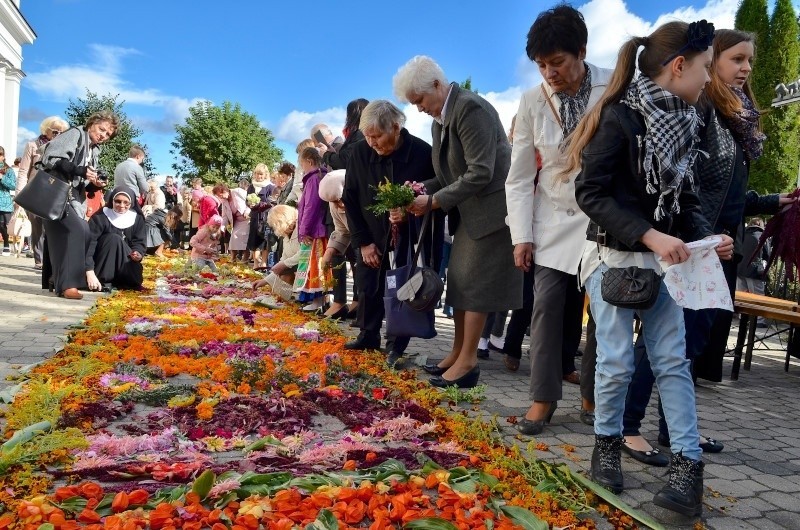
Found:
[28,212,45,263]
[528,265,583,402]
[0,212,10,248]
[43,205,89,294]
[500,266,534,360]
[354,239,412,353]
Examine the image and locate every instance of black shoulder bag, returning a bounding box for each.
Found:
[396,196,445,312]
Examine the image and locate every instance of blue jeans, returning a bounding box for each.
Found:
[586,264,701,460]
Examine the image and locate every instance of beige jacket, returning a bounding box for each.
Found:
[327,204,350,255]
[505,63,612,275]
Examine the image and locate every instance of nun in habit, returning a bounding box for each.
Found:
[85,186,147,291]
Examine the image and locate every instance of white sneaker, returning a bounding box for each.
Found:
[1,248,10,257]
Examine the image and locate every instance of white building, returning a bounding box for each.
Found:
[0,0,34,158]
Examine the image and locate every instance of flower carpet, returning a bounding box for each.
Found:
[0,258,634,530]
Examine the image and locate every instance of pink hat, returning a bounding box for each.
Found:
[191,189,205,202]
[208,214,224,226]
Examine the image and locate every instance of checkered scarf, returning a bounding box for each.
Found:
[556,65,592,139]
[623,75,702,221]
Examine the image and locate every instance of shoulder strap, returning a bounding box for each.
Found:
[410,196,434,270]
[541,85,562,128]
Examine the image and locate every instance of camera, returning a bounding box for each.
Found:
[95,169,108,185]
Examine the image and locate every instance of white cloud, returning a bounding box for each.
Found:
[16,126,37,157]
[25,44,199,135]
[275,107,347,146]
[279,0,737,151]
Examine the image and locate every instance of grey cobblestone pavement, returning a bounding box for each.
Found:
[1,254,798,529]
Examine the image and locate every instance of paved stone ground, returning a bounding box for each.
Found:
[1,254,798,529]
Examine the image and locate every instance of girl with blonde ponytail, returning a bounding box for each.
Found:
[572,20,735,517]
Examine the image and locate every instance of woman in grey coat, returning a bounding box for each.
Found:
[394,55,522,388]
[40,110,119,299]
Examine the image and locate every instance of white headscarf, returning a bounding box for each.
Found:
[103,189,138,229]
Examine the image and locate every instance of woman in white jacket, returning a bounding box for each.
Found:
[505,5,611,435]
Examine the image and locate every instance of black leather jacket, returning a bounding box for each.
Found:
[694,104,780,254]
[575,103,712,252]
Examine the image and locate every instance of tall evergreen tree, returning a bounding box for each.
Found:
[734,0,771,107]
[750,0,800,192]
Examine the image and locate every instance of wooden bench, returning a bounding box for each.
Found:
[731,299,800,379]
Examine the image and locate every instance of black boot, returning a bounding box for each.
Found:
[591,435,624,494]
[344,332,381,351]
[653,452,704,516]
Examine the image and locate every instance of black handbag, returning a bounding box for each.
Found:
[397,196,444,312]
[601,266,662,310]
[384,262,437,339]
[14,169,71,221]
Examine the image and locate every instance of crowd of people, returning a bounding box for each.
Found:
[5,2,797,519]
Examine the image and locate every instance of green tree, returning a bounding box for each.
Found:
[171,101,282,185]
[749,0,800,193]
[735,0,772,107]
[459,77,478,93]
[65,91,154,181]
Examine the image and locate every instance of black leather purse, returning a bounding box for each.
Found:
[601,266,662,310]
[14,169,71,221]
[397,196,444,312]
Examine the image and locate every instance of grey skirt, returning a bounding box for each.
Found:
[446,223,522,313]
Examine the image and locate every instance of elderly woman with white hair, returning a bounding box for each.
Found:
[394,55,522,388]
[252,204,301,288]
[15,116,69,268]
[342,99,440,366]
[318,169,358,319]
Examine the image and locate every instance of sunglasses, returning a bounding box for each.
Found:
[49,129,62,136]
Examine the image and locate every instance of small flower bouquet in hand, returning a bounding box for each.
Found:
[246,193,261,208]
[367,178,426,214]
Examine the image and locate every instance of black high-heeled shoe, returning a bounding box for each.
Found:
[325,306,349,320]
[422,363,449,376]
[516,402,558,435]
[429,366,480,389]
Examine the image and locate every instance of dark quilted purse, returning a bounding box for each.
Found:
[397,196,444,312]
[601,266,662,310]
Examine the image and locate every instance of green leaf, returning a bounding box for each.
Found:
[239,471,292,487]
[1,420,51,453]
[0,382,24,404]
[242,435,282,453]
[403,518,459,530]
[559,465,666,530]
[304,508,339,530]
[421,459,444,475]
[37,524,55,530]
[192,469,216,499]
[476,471,500,489]
[53,497,88,514]
[498,506,549,530]
[449,476,477,493]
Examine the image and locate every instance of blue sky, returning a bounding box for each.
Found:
[15,0,773,177]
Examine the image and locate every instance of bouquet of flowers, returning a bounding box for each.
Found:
[367,179,426,214]
[246,193,261,208]
[368,179,427,247]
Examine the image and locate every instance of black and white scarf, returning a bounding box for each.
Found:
[556,64,592,138]
[623,75,702,221]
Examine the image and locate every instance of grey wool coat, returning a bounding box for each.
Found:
[424,83,522,313]
[424,83,512,240]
